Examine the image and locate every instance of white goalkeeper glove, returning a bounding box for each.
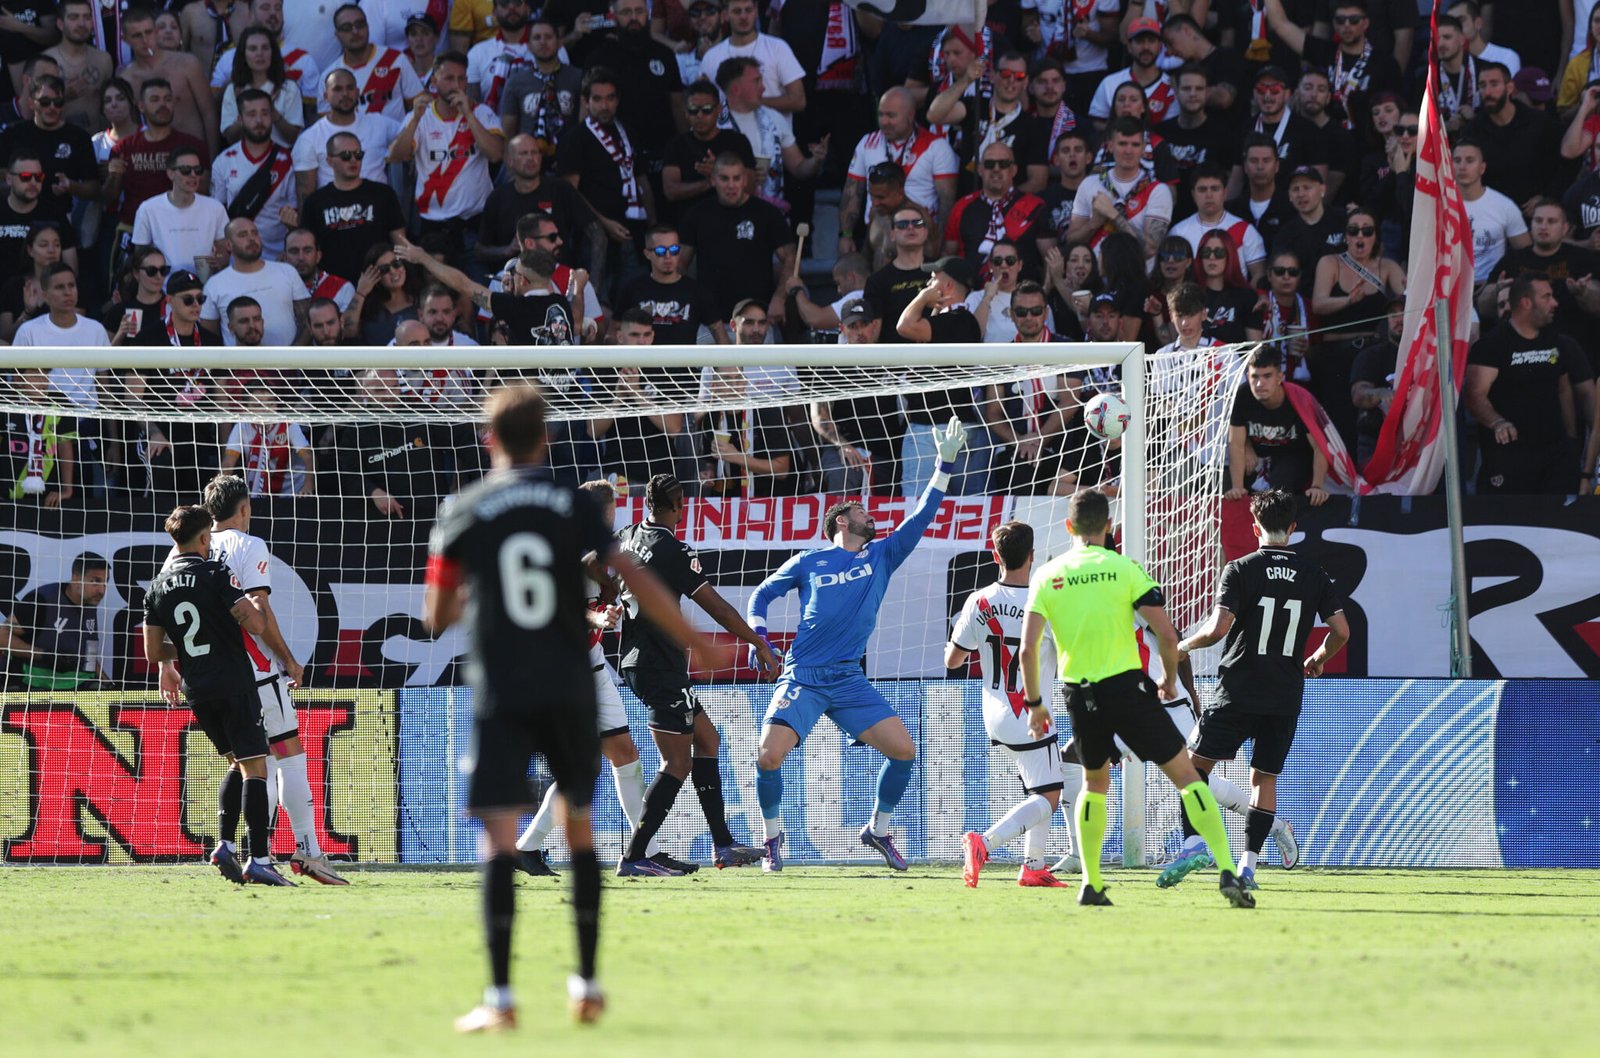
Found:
[934,415,967,466]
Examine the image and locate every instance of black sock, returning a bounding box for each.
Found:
[243,776,270,860]
[1246,807,1276,855]
[1181,767,1211,840]
[691,756,735,847]
[484,854,516,990]
[570,849,601,981]
[624,772,683,861]
[218,768,242,843]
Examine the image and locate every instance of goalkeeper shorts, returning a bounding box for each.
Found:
[764,664,896,743]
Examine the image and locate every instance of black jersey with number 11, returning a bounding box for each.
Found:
[1213,546,1344,715]
[142,553,255,699]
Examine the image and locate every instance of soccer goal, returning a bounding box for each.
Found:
[0,341,1246,867]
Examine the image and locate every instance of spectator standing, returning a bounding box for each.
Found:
[927,49,1051,194]
[0,75,101,224]
[105,79,206,265]
[0,153,81,278]
[862,202,935,343]
[283,227,356,312]
[1309,206,1406,443]
[1067,115,1175,260]
[716,57,826,211]
[45,0,114,133]
[218,25,307,148]
[660,80,756,221]
[498,19,581,152]
[942,140,1054,278]
[840,87,960,252]
[325,2,425,122]
[1273,163,1345,273]
[201,217,309,346]
[299,130,408,282]
[1227,345,1330,506]
[210,90,300,260]
[210,0,325,117]
[465,0,536,111]
[130,146,230,274]
[558,67,655,308]
[582,0,687,166]
[1467,60,1559,208]
[1454,139,1530,284]
[292,68,403,195]
[699,0,806,129]
[619,223,729,346]
[679,154,795,326]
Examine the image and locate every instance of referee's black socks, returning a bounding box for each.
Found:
[624,772,683,861]
[484,854,517,991]
[570,849,601,981]
[692,756,735,848]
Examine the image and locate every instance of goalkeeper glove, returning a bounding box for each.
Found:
[934,415,967,470]
[748,630,779,673]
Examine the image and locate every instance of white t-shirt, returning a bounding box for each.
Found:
[323,45,424,121]
[1574,1,1600,58]
[201,261,311,346]
[1087,67,1176,122]
[13,314,110,348]
[466,36,535,111]
[949,582,1056,745]
[292,113,401,184]
[1070,171,1174,259]
[1022,0,1121,75]
[1477,41,1521,77]
[700,34,806,130]
[225,422,313,496]
[412,103,503,220]
[131,193,230,273]
[1464,187,1527,283]
[280,0,344,71]
[361,0,429,51]
[211,141,299,259]
[963,289,1058,343]
[1170,211,1267,272]
[219,81,307,148]
[846,129,960,222]
[212,40,324,104]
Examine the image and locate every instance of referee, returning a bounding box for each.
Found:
[1018,490,1254,909]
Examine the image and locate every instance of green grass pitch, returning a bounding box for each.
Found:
[5,865,1596,1057]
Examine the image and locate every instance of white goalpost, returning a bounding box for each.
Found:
[0,341,1247,868]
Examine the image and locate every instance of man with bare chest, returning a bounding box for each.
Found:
[44,0,113,132]
[180,0,251,70]
[117,6,220,155]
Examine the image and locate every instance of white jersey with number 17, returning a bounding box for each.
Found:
[950,582,1055,746]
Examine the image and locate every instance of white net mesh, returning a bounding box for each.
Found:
[0,342,1245,865]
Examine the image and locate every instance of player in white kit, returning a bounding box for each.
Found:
[161,474,348,884]
[514,480,673,874]
[947,520,1073,888]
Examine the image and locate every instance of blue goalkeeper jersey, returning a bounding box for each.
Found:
[747,484,946,668]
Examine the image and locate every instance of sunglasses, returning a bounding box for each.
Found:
[332,149,366,160]
[11,171,43,183]
[140,264,172,277]
[171,164,204,175]
[335,20,367,31]
[686,103,718,116]
[650,244,682,256]
[1332,13,1366,24]
[1198,247,1229,259]
[34,96,64,108]
[989,254,1018,266]
[892,217,926,229]
[380,260,407,271]
[1010,304,1046,318]
[1158,250,1191,262]
[534,231,561,242]
[1395,124,1419,136]
[175,293,205,306]
[995,70,1028,82]
[1271,266,1301,277]
[1346,225,1376,237]
[1255,83,1286,95]
[980,158,1015,170]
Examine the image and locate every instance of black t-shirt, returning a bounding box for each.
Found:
[1298,38,1403,138]
[660,129,756,220]
[344,420,476,516]
[1465,105,1560,208]
[1214,546,1344,714]
[1227,192,1294,252]
[1159,117,1239,218]
[801,367,905,450]
[1272,210,1347,273]
[1305,122,1358,203]
[606,413,678,483]
[1037,181,1078,241]
[0,121,97,222]
[952,110,1047,193]
[1237,114,1328,188]
[1229,384,1315,492]
[556,118,649,233]
[1203,286,1261,344]
[143,553,254,699]
[1497,245,1600,361]
[0,1,55,66]
[862,262,928,344]
[1350,338,1398,455]
[1467,323,1578,446]
[477,178,590,260]
[946,191,1049,278]
[490,289,578,346]
[0,199,79,278]
[678,194,793,319]
[904,308,983,425]
[618,272,719,346]
[8,581,100,674]
[301,180,406,282]
[582,36,684,158]
[616,518,707,672]
[429,465,613,708]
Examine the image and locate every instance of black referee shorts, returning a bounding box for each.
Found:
[1190,707,1300,776]
[190,689,270,761]
[1060,669,1186,771]
[623,667,704,736]
[466,701,601,814]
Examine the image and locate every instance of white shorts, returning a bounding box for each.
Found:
[1001,734,1066,794]
[256,676,297,742]
[1114,697,1199,762]
[593,658,629,737]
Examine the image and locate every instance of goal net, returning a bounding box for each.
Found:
[0,341,1245,867]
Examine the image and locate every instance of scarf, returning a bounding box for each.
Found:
[483,31,533,112]
[979,191,1017,258]
[816,2,858,91]
[1438,53,1477,116]
[530,68,565,155]
[1244,0,1271,62]
[586,115,645,220]
[163,300,204,347]
[721,104,789,209]
[204,0,233,65]
[1254,111,1291,152]
[13,414,63,497]
[237,421,294,496]
[1059,0,1098,60]
[1330,40,1372,130]
[1264,292,1306,339]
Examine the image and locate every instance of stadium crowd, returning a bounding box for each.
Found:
[1,0,1597,541]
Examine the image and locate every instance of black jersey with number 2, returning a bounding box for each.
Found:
[429,467,616,712]
[143,553,254,699]
[616,519,708,674]
[1213,546,1343,715]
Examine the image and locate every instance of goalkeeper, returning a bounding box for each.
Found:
[746,416,968,873]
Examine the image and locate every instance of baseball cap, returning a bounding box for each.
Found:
[840,299,878,325]
[404,13,437,33]
[731,298,769,320]
[1255,65,1290,86]
[1288,164,1324,184]
[165,269,203,295]
[1090,292,1120,311]
[1513,67,1553,103]
[1127,17,1161,38]
[687,0,718,10]
[921,255,976,289]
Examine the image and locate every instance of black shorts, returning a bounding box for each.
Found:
[466,703,601,814]
[190,689,270,761]
[623,667,703,735]
[1190,707,1300,775]
[1060,669,1186,771]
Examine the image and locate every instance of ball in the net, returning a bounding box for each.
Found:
[1084,392,1131,441]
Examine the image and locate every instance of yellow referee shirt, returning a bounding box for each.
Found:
[1026,544,1160,683]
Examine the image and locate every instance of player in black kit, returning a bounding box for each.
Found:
[614,473,779,876]
[423,386,729,1033]
[142,506,292,887]
[1172,489,1350,890]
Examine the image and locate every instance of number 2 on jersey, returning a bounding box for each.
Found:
[499,532,556,629]
[1255,597,1303,657]
[173,601,210,657]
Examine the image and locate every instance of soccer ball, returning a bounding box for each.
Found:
[1084,393,1131,441]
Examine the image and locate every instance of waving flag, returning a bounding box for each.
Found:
[1360,2,1473,494]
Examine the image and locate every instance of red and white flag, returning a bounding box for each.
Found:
[1360,3,1473,494]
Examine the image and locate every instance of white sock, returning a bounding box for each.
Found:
[516,783,561,852]
[1022,814,1051,871]
[870,810,893,837]
[612,758,646,837]
[264,754,280,838]
[764,816,783,842]
[983,793,1053,851]
[484,985,514,1012]
[1242,850,1258,872]
[1181,833,1207,856]
[1208,772,1250,814]
[276,753,322,857]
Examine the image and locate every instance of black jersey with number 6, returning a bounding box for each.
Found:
[1213,546,1344,715]
[616,519,707,674]
[143,553,254,699]
[429,466,616,712]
